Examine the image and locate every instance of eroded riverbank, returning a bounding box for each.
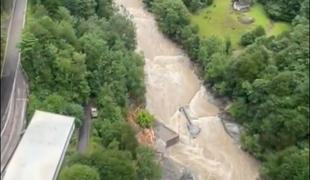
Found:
[115,0,260,179]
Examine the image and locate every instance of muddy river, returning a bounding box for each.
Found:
[115,0,260,179]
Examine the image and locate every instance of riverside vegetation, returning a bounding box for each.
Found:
[143,0,309,179]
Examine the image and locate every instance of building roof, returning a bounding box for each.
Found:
[3,110,75,180]
[238,0,251,5]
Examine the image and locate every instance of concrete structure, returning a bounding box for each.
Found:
[154,121,179,148]
[2,111,75,180]
[179,107,201,138]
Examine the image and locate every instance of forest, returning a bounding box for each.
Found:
[143,0,309,179]
[0,0,13,70]
[17,0,309,179]
[20,0,161,179]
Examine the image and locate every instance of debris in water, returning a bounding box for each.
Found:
[179,106,201,138]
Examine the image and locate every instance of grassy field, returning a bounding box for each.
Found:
[190,0,291,47]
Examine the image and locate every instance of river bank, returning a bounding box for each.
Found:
[115,0,260,179]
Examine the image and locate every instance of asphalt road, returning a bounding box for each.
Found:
[1,0,27,124]
[0,0,28,174]
[1,69,27,174]
[78,103,92,153]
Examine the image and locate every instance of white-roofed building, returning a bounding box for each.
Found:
[3,110,75,180]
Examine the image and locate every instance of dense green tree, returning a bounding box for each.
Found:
[20,13,91,103]
[67,148,138,180]
[240,32,255,46]
[123,52,145,103]
[107,15,137,50]
[228,46,269,95]
[151,0,190,39]
[182,0,212,12]
[59,164,100,180]
[64,103,84,127]
[22,2,158,180]
[252,26,266,37]
[89,149,138,180]
[26,93,83,126]
[144,0,203,62]
[300,0,309,18]
[261,147,309,180]
[95,121,138,154]
[136,146,162,180]
[96,85,124,122]
[258,0,303,22]
[198,36,225,67]
[204,53,230,86]
[180,25,200,60]
[240,26,266,46]
[226,22,309,163]
[240,133,263,158]
[95,0,113,18]
[63,0,97,19]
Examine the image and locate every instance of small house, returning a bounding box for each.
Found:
[233,0,252,11]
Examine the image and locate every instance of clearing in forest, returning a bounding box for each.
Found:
[190,0,291,47]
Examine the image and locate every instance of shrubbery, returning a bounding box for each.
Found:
[137,109,155,128]
[240,26,266,46]
[136,146,162,180]
[182,0,212,12]
[258,0,302,22]
[22,0,160,179]
[143,0,309,179]
[261,147,309,180]
[59,164,100,180]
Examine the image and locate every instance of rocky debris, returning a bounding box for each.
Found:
[219,111,243,143]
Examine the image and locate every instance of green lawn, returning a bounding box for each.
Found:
[190,0,291,48]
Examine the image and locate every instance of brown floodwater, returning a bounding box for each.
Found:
[115,0,260,179]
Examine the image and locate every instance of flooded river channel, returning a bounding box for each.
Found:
[115,0,260,179]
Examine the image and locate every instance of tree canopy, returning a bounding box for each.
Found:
[258,0,303,22]
[22,1,160,180]
[143,0,309,179]
[59,164,100,180]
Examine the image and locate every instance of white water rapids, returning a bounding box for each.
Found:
[115,0,260,179]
